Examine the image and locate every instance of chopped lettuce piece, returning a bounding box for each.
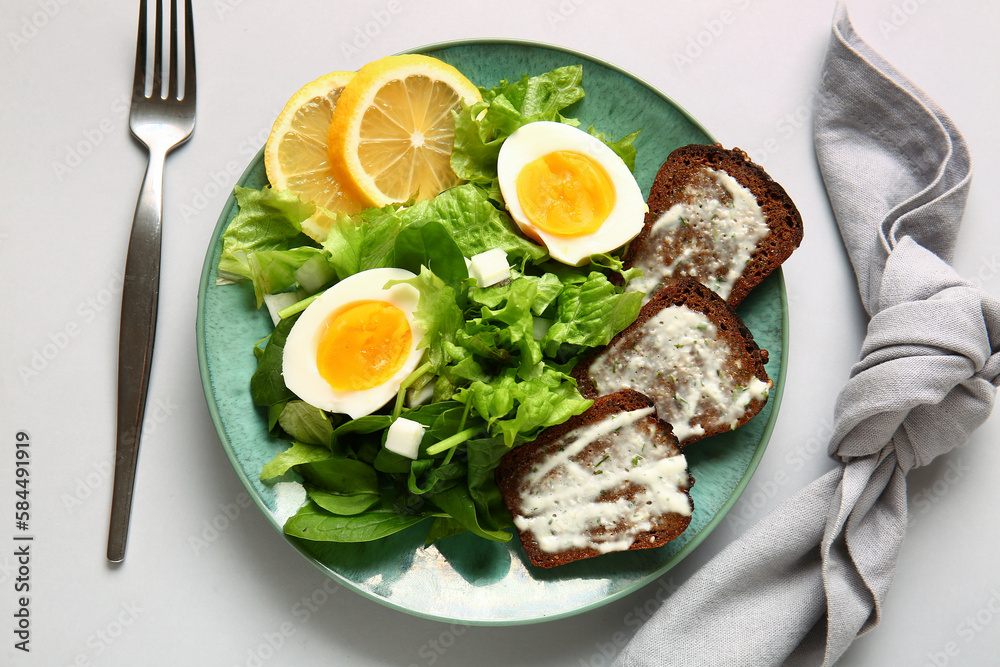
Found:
[401,184,547,266]
[541,271,644,356]
[219,186,314,281]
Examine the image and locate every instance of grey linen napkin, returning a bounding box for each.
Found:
[614,4,1000,666]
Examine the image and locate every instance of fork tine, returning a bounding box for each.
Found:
[167,0,179,99]
[183,0,196,102]
[132,0,148,100]
[151,0,164,98]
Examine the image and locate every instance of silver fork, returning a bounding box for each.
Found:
[108,0,196,563]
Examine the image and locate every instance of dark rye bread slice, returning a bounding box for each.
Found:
[622,144,803,306]
[572,279,771,446]
[495,390,693,569]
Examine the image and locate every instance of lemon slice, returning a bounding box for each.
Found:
[264,71,364,242]
[327,54,482,208]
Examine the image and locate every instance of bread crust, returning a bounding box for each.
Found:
[571,279,770,446]
[622,143,803,306]
[495,390,693,568]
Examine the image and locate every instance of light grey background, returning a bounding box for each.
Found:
[2,0,999,665]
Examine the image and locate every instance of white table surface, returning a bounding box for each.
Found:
[3,0,1000,664]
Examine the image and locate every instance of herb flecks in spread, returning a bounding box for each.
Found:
[628,168,769,302]
[513,407,691,554]
[587,304,770,442]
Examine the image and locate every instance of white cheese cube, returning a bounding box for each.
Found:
[468,248,510,287]
[385,417,426,460]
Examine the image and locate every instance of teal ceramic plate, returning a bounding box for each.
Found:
[197,40,787,625]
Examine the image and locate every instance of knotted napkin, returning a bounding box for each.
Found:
[614,4,1000,665]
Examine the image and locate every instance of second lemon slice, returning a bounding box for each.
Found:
[327,55,482,209]
[264,71,363,242]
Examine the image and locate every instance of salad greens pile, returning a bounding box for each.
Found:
[219,65,645,546]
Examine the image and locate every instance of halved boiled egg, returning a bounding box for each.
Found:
[282,267,425,419]
[497,121,646,266]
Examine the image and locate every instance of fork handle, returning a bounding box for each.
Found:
[108,147,166,563]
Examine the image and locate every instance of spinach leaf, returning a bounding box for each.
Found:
[329,414,393,456]
[260,441,332,481]
[427,486,511,543]
[373,447,413,474]
[407,459,466,496]
[276,400,334,446]
[250,314,298,407]
[295,458,379,496]
[284,501,436,543]
[465,436,514,533]
[308,488,380,516]
[393,220,469,289]
[424,516,468,546]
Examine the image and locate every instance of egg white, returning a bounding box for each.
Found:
[497,121,646,266]
[282,267,425,419]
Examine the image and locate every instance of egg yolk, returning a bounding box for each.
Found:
[316,300,412,392]
[516,150,616,237]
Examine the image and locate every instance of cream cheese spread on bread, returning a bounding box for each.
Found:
[513,407,692,555]
[628,168,769,302]
[587,305,770,442]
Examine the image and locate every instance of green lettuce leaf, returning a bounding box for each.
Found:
[320,207,404,280]
[401,184,546,266]
[586,126,641,173]
[459,365,591,446]
[389,267,464,370]
[219,186,315,282]
[541,271,644,356]
[243,247,326,308]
